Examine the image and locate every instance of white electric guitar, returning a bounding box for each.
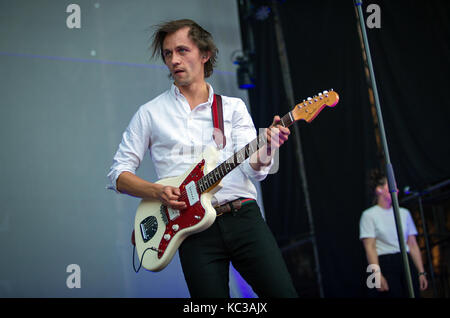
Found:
[133,90,339,271]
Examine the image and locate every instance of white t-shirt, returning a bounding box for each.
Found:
[359,205,418,256]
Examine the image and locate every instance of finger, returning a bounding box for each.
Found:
[279,126,290,136]
[278,131,289,142]
[273,115,281,123]
[169,200,187,210]
[172,187,181,196]
[266,128,272,143]
[422,280,428,290]
[271,127,289,139]
[165,193,180,202]
[164,187,180,200]
[269,129,283,146]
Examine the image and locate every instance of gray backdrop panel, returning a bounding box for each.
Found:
[0,0,264,297]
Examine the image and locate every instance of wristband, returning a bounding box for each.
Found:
[418,272,427,276]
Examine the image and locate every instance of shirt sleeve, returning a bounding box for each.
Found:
[405,209,418,236]
[106,106,151,193]
[231,98,274,182]
[359,211,376,240]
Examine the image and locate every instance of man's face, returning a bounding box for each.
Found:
[162,27,209,87]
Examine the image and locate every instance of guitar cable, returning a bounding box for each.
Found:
[132,245,160,273]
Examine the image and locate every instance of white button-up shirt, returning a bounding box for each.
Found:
[107,83,272,206]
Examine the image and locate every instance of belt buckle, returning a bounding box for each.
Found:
[214,204,224,217]
[229,201,238,214]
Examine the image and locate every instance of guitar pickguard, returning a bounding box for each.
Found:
[157,160,207,258]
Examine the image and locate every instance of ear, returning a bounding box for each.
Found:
[201,51,211,63]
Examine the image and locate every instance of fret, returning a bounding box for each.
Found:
[258,134,266,147]
[214,168,220,180]
[231,154,238,166]
[237,151,244,164]
[286,115,292,126]
[287,112,294,126]
[201,181,206,193]
[244,144,250,158]
[251,138,257,150]
[195,181,201,193]
[249,142,254,154]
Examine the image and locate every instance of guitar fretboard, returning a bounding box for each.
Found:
[197,111,294,193]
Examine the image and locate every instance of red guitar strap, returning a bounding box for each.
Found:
[212,94,226,149]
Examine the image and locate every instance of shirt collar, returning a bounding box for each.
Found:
[170,82,215,108]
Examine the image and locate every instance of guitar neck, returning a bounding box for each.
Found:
[197,111,295,194]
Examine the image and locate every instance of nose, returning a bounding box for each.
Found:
[171,52,181,66]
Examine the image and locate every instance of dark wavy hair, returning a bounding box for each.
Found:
[150,19,218,78]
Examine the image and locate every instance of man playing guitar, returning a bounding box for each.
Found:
[108,19,297,298]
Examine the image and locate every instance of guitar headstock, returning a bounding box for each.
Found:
[291,90,339,123]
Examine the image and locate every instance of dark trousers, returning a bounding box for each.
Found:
[178,201,298,298]
[368,253,421,298]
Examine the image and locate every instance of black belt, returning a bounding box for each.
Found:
[214,198,256,216]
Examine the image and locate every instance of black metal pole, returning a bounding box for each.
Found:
[354,0,415,298]
[417,194,438,297]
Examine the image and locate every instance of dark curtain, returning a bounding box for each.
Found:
[238,0,450,297]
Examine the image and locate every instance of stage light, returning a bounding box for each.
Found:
[234,53,255,90]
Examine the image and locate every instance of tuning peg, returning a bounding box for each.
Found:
[323,90,329,94]
[318,92,323,96]
[330,88,334,91]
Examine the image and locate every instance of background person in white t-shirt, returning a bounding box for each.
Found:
[359,170,428,297]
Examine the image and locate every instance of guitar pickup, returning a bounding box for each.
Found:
[185,181,199,206]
